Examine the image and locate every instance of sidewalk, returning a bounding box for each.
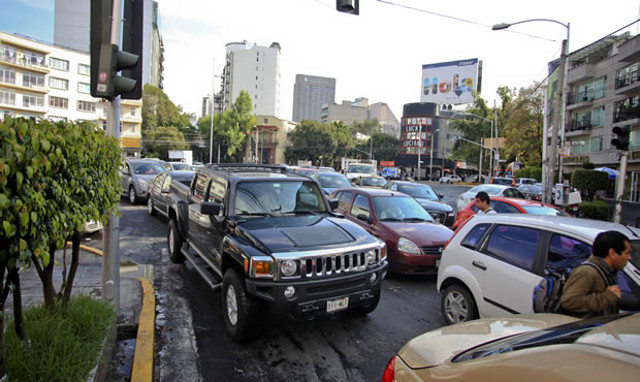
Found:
[9,245,154,382]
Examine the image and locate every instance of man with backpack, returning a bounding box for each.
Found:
[560,230,632,317]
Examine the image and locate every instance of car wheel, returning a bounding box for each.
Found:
[128,186,138,204]
[349,287,381,316]
[147,197,157,216]
[222,268,258,342]
[167,219,185,263]
[441,284,478,325]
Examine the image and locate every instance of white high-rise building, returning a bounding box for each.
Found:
[221,41,281,117]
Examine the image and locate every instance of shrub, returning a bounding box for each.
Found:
[582,161,595,170]
[514,167,542,181]
[570,169,609,201]
[578,200,612,220]
[6,295,116,382]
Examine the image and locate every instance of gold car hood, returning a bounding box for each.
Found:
[398,314,578,369]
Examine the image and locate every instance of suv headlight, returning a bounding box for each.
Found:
[365,249,377,265]
[280,259,298,277]
[397,237,421,255]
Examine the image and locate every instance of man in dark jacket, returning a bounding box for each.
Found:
[560,230,632,317]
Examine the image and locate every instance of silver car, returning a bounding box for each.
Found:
[120,159,166,204]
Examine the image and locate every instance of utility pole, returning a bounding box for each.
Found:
[546,39,567,204]
[614,151,628,223]
[209,58,215,164]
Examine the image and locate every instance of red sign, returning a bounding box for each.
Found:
[380,161,395,167]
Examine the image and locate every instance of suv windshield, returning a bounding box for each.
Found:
[234,181,327,216]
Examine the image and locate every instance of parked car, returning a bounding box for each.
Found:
[120,158,166,204]
[330,188,453,275]
[353,175,387,188]
[162,161,192,171]
[516,177,537,186]
[311,171,353,195]
[490,176,516,187]
[456,184,525,210]
[518,184,544,201]
[382,313,640,382]
[384,180,454,226]
[147,170,195,218]
[291,167,319,177]
[439,174,462,184]
[451,196,570,230]
[437,214,640,325]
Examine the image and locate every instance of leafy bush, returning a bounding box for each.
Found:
[6,295,116,382]
[514,167,542,181]
[578,200,611,220]
[571,170,609,201]
[582,161,595,170]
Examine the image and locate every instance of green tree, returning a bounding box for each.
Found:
[499,84,544,167]
[219,91,256,160]
[449,93,495,170]
[369,132,400,161]
[285,120,334,165]
[142,126,189,159]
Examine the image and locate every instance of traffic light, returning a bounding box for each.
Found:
[336,0,359,15]
[611,126,630,150]
[90,0,143,100]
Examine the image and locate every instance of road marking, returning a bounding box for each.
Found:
[132,277,155,382]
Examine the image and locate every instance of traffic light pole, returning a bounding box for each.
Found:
[614,151,628,223]
[103,0,123,310]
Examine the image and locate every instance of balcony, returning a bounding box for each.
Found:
[615,71,640,96]
[565,119,598,136]
[0,52,49,74]
[614,107,640,125]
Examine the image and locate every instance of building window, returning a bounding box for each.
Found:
[77,100,96,112]
[0,67,16,84]
[23,73,45,88]
[78,82,90,94]
[23,94,44,108]
[49,96,68,109]
[130,108,136,116]
[49,76,69,90]
[0,45,17,63]
[48,115,67,123]
[50,57,69,71]
[78,63,91,75]
[22,51,45,68]
[0,89,16,105]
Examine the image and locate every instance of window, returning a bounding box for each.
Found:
[77,100,96,112]
[48,116,67,123]
[49,76,69,90]
[461,223,490,249]
[22,73,44,88]
[547,234,591,271]
[22,51,45,68]
[350,194,371,220]
[193,175,209,200]
[492,201,521,213]
[49,96,68,109]
[0,45,16,63]
[130,107,136,116]
[50,57,69,71]
[485,225,540,271]
[78,63,91,75]
[0,89,15,105]
[337,191,353,211]
[23,94,44,108]
[0,67,16,84]
[78,82,90,93]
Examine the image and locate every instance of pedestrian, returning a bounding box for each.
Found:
[474,191,496,214]
[560,230,632,317]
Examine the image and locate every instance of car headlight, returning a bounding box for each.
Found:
[137,178,149,190]
[365,249,377,265]
[280,259,297,277]
[397,237,421,255]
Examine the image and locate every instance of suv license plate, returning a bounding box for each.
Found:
[327,297,349,313]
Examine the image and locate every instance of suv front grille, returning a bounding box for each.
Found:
[302,252,367,277]
[421,245,444,256]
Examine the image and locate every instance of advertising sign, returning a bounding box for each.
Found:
[421,58,479,105]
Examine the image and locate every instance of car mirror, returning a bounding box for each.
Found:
[328,198,339,210]
[201,201,221,216]
[438,193,444,199]
[357,213,372,224]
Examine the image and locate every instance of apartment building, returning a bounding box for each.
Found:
[0,31,142,157]
[292,74,336,122]
[557,32,640,200]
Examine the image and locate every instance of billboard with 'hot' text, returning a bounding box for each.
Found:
[421,58,480,105]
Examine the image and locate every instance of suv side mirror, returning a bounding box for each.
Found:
[329,198,339,210]
[201,201,221,216]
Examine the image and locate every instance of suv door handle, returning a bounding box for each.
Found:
[472,261,487,270]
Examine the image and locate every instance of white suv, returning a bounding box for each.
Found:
[436,214,640,325]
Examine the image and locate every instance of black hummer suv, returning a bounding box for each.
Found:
[168,164,387,341]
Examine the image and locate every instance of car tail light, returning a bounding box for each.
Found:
[381,356,396,382]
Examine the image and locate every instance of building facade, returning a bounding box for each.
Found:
[292,74,335,122]
[221,41,281,117]
[0,32,142,157]
[243,115,295,164]
[369,102,400,138]
[555,32,640,201]
[320,98,368,125]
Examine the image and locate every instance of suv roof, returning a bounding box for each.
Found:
[202,163,308,182]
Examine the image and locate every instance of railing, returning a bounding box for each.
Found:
[0,52,47,70]
[566,120,594,132]
[615,71,640,90]
[614,107,640,123]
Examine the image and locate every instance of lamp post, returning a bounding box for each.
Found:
[429,128,440,181]
[493,19,570,204]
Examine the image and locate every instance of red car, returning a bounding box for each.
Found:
[329,188,453,275]
[451,196,571,230]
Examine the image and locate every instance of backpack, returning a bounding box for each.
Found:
[532,262,610,314]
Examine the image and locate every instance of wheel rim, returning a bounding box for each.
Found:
[226,285,238,326]
[147,198,153,213]
[129,188,136,203]
[444,290,469,323]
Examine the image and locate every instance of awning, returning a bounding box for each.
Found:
[594,167,619,179]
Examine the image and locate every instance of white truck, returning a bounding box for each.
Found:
[341,158,378,181]
[168,150,193,165]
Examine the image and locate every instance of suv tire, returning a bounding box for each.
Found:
[222,268,258,342]
[167,219,185,263]
[147,197,157,216]
[441,284,478,325]
[129,186,138,204]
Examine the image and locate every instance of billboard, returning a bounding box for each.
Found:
[421,58,479,105]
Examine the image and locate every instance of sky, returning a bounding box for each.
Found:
[2,0,640,122]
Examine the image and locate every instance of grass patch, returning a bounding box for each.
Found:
[6,295,116,382]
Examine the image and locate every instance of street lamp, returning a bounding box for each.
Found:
[493,18,570,204]
[429,128,440,181]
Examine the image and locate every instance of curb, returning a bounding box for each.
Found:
[132,277,155,382]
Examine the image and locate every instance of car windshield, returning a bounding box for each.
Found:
[452,314,626,363]
[132,162,165,175]
[522,206,570,216]
[397,184,438,200]
[372,196,434,222]
[170,163,190,170]
[233,181,327,216]
[492,178,513,185]
[362,177,386,187]
[348,165,376,174]
[318,175,351,188]
[519,185,543,193]
[469,185,504,195]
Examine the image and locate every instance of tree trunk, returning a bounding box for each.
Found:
[62,231,81,306]
[9,267,25,340]
[41,246,57,313]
